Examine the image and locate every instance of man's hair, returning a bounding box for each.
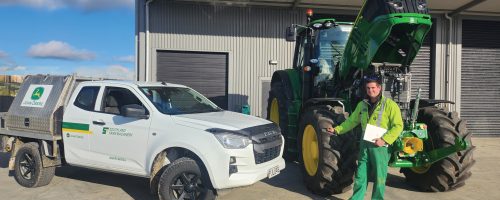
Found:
[364,75,382,86]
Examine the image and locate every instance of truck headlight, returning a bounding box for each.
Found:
[214,133,252,149]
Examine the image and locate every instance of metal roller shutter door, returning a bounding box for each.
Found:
[410,29,432,99]
[461,20,500,135]
[157,51,228,109]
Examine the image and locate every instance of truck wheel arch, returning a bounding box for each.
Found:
[149,146,216,195]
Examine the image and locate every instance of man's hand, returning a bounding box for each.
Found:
[373,138,387,147]
[326,127,336,135]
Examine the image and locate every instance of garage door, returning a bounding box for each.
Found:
[410,27,432,99]
[157,51,228,109]
[461,20,500,135]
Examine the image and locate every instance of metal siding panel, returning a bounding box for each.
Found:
[150,2,304,114]
[461,20,500,135]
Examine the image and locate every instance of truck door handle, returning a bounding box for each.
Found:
[92,120,106,125]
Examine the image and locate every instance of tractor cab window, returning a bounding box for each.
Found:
[294,35,308,69]
[315,25,352,73]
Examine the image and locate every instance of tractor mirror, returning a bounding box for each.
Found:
[285,26,296,42]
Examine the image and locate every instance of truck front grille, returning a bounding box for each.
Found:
[254,145,281,164]
[240,123,283,164]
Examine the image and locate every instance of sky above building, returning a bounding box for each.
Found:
[0,0,135,80]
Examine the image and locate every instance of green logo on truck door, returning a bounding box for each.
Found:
[102,127,132,137]
[31,87,44,100]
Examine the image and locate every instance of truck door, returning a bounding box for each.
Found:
[63,86,101,165]
[88,86,152,175]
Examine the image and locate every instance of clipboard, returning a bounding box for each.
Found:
[363,124,387,144]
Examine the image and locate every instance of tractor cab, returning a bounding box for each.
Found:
[286,18,353,99]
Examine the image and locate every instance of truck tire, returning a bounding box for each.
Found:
[267,82,294,160]
[402,106,476,191]
[298,105,358,196]
[14,142,55,188]
[158,157,215,200]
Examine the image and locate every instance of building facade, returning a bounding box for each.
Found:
[136,0,500,135]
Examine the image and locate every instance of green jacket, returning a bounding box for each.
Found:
[334,96,404,145]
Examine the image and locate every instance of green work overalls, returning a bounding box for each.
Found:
[334,96,404,200]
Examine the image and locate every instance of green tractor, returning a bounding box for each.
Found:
[267,0,475,195]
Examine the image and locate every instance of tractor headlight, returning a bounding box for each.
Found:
[387,0,403,10]
[214,132,252,149]
[417,2,427,11]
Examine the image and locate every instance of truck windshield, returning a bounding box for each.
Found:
[139,87,222,115]
[315,25,352,71]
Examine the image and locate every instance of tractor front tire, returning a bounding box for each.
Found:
[267,82,294,160]
[298,105,358,196]
[402,106,476,191]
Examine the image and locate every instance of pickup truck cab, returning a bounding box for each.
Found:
[0,75,285,200]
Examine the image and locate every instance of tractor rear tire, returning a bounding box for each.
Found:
[401,106,476,192]
[298,105,358,196]
[267,82,294,160]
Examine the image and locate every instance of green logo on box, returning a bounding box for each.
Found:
[31,87,44,100]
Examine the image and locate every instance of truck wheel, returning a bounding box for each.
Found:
[298,105,358,196]
[158,157,215,200]
[267,82,294,160]
[14,142,55,188]
[402,106,476,191]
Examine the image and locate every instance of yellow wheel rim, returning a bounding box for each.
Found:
[303,125,319,176]
[410,164,431,174]
[270,98,280,126]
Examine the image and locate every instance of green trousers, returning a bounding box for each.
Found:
[349,141,390,200]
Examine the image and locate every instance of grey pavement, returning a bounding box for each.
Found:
[1,137,497,200]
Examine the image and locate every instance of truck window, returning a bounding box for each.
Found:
[102,87,146,115]
[74,86,100,111]
[140,87,222,115]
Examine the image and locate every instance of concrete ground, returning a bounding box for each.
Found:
[0,137,497,200]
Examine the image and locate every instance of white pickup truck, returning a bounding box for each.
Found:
[0,75,285,200]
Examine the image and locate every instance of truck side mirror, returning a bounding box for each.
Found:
[285,26,296,42]
[121,104,149,119]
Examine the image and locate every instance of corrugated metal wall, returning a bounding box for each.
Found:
[461,19,500,135]
[148,1,304,115]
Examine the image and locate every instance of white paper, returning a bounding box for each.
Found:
[363,124,387,143]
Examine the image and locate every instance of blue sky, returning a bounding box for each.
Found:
[0,0,136,79]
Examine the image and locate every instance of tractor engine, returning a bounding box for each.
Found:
[372,62,412,121]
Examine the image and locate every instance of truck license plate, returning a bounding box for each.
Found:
[267,165,280,178]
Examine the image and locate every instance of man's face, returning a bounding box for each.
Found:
[366,82,382,99]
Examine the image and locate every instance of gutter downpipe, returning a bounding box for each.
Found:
[444,13,452,102]
[145,0,155,82]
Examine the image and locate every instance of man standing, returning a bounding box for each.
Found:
[327,76,403,200]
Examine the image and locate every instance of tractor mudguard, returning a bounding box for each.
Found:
[410,99,455,108]
[271,70,295,101]
[303,98,345,111]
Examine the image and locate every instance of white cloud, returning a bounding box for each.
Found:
[0,65,27,72]
[0,0,133,11]
[0,50,8,59]
[28,40,95,61]
[75,64,134,80]
[115,55,135,63]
